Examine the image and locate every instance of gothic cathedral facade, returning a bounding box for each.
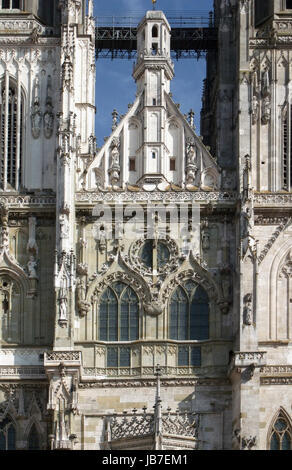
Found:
[0,0,291,451]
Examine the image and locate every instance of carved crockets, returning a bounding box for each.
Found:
[108,137,121,186]
[31,75,55,139]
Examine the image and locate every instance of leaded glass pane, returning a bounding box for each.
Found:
[190,286,209,340]
[178,346,189,366]
[120,348,130,367]
[184,280,196,297]
[140,240,153,268]
[28,425,39,450]
[112,282,126,298]
[274,419,287,432]
[270,432,280,450]
[99,288,118,341]
[107,347,118,367]
[7,425,15,450]
[170,287,188,340]
[190,347,201,366]
[157,242,170,268]
[0,431,5,450]
[282,432,291,450]
[120,291,130,341]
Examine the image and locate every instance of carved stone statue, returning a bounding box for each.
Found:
[27,256,38,280]
[59,214,69,239]
[58,288,68,325]
[251,95,259,125]
[108,137,121,186]
[261,95,271,124]
[185,137,198,185]
[243,293,253,325]
[44,75,54,139]
[31,77,42,139]
[76,278,90,317]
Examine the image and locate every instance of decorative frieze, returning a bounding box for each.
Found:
[78,377,228,389]
[75,191,236,205]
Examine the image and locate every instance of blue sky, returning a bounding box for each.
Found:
[93,0,213,146]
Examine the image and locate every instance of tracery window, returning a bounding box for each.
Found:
[0,275,21,343]
[169,280,209,341]
[0,77,24,191]
[99,282,139,342]
[0,418,16,450]
[269,412,292,450]
[140,240,170,270]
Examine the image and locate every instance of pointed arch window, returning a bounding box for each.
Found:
[0,275,22,343]
[0,76,24,191]
[169,281,209,341]
[269,411,292,450]
[99,282,139,342]
[0,418,16,450]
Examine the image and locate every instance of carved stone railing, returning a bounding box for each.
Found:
[108,409,198,441]
[0,366,46,379]
[254,193,292,206]
[81,341,203,378]
[44,351,82,365]
[0,195,56,208]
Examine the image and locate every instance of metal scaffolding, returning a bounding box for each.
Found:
[95,12,217,60]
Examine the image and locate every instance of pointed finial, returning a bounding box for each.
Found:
[152,0,157,10]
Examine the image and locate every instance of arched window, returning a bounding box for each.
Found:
[0,275,22,343]
[0,418,16,450]
[152,25,158,38]
[269,411,292,450]
[28,424,40,450]
[99,282,139,341]
[169,281,209,340]
[0,77,24,191]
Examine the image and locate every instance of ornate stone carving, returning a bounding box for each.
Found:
[185,137,197,185]
[76,278,90,317]
[279,249,292,279]
[243,293,253,325]
[31,77,42,139]
[43,75,54,139]
[241,436,257,450]
[108,137,121,186]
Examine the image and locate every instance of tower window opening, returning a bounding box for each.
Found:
[287,0,292,9]
[152,43,158,55]
[0,77,24,191]
[170,157,176,171]
[0,0,21,8]
[152,152,156,159]
[152,25,158,38]
[153,98,156,106]
[129,157,136,171]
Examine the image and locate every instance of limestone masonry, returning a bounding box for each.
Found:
[0,0,291,450]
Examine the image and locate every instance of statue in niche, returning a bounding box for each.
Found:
[76,278,91,317]
[27,256,38,280]
[108,137,121,186]
[44,75,54,139]
[261,95,271,124]
[243,293,253,325]
[58,288,68,325]
[59,214,69,239]
[185,137,198,185]
[201,221,210,251]
[31,77,42,139]
[241,207,252,239]
[251,95,259,124]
